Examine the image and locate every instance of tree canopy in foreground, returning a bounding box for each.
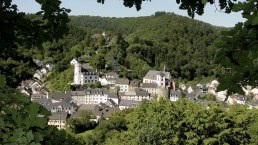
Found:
[83,99,258,145]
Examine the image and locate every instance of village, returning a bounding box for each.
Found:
[18,58,258,130]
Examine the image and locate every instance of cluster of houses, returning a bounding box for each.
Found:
[19,58,258,130]
[18,59,53,99]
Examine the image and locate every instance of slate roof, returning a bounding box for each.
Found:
[71,91,85,96]
[144,70,171,80]
[169,90,182,98]
[119,99,140,107]
[130,80,140,87]
[33,59,43,67]
[115,78,129,85]
[45,101,75,110]
[78,104,98,111]
[107,92,119,99]
[49,112,67,120]
[105,72,119,78]
[48,92,71,101]
[92,104,120,118]
[142,83,158,89]
[81,68,98,75]
[32,98,52,107]
[135,88,149,96]
[85,88,105,95]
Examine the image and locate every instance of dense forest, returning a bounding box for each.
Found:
[20,12,223,91]
[72,99,258,145]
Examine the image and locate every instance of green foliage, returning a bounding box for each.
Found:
[199,93,217,101]
[0,75,81,144]
[98,99,258,145]
[45,66,73,92]
[67,13,220,81]
[83,109,131,144]
[215,0,258,94]
[0,0,70,87]
[90,54,106,69]
[67,111,97,134]
[98,0,237,18]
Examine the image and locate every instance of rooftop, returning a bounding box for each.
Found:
[115,78,129,85]
[142,83,158,89]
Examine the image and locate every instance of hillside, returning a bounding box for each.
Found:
[31,12,223,91]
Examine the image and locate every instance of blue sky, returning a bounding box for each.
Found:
[12,0,245,27]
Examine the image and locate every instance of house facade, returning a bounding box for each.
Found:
[142,83,159,95]
[143,70,171,88]
[169,90,182,102]
[48,112,68,130]
[115,78,129,92]
[119,88,151,101]
[71,89,108,105]
[119,99,140,110]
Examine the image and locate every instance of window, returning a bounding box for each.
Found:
[90,76,92,79]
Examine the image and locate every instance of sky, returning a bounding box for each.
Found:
[12,0,245,27]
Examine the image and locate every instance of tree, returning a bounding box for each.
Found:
[98,0,236,17]
[0,0,79,144]
[1,0,70,87]
[66,111,97,134]
[98,0,257,94]
[90,54,106,69]
[0,75,81,144]
[215,1,258,94]
[103,99,258,144]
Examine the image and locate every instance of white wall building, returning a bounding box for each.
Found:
[71,89,108,105]
[115,78,129,92]
[119,88,151,101]
[71,59,99,85]
[143,70,171,88]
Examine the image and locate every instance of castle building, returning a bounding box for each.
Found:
[70,59,99,85]
[143,70,171,88]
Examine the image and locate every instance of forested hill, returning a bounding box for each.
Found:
[69,12,221,77]
[26,12,223,91]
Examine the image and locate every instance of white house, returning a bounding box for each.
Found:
[141,83,159,95]
[169,90,182,102]
[33,70,43,80]
[115,78,129,92]
[105,72,119,79]
[99,77,109,86]
[71,88,108,105]
[99,72,119,86]
[216,90,227,101]
[70,59,99,85]
[143,70,171,88]
[119,88,151,101]
[48,112,67,130]
[227,94,248,105]
[119,99,140,110]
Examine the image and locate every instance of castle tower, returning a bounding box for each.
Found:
[74,62,81,85]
